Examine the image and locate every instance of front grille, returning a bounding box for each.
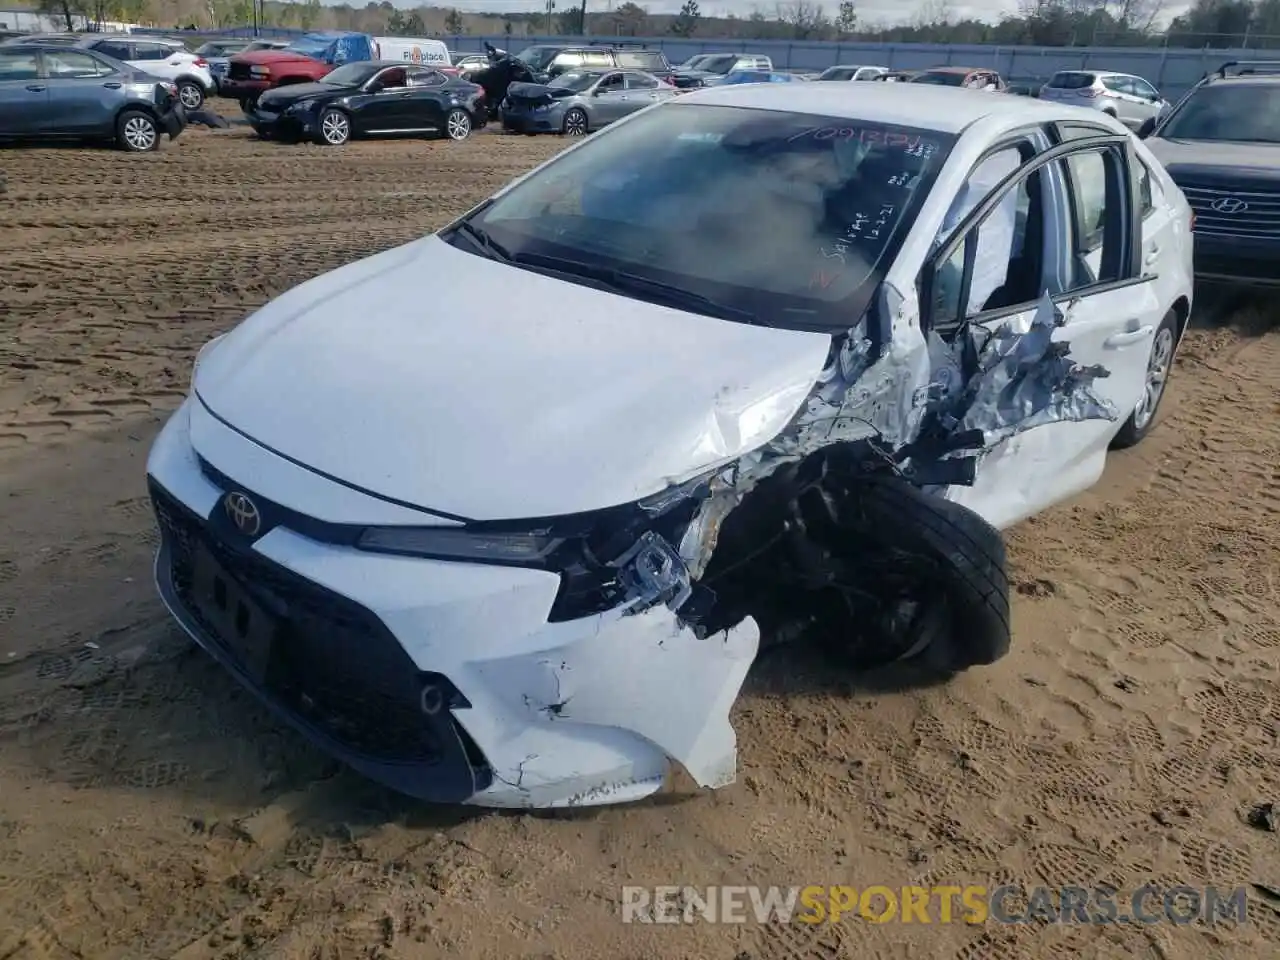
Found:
[151,482,451,764]
[1181,183,1280,240]
[228,62,252,81]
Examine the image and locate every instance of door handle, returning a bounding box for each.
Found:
[103,81,122,89]
[396,91,412,97]
[1144,245,1160,266]
[25,84,46,92]
[1104,325,1153,348]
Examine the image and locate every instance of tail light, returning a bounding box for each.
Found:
[1079,87,1100,98]
[193,57,208,67]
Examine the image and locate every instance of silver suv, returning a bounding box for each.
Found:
[1038,70,1167,130]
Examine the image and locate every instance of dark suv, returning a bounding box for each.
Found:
[1140,60,1280,287]
[512,41,673,84]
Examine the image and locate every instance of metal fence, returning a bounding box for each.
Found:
[138,27,1267,101]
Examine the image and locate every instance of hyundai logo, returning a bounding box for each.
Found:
[224,491,262,537]
[1210,197,1248,214]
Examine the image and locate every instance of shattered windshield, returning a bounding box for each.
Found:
[1159,85,1280,143]
[459,103,954,331]
[515,45,560,71]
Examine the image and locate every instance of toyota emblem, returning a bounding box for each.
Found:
[1210,197,1248,214]
[224,492,262,537]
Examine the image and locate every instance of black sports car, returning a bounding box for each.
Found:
[249,60,486,145]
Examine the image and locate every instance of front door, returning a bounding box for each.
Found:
[355,67,413,133]
[920,133,1157,530]
[590,71,629,124]
[42,49,122,135]
[0,49,47,134]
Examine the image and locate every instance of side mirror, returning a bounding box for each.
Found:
[1137,116,1156,139]
[591,88,603,96]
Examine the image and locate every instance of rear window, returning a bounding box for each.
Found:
[616,50,667,71]
[912,71,966,87]
[820,67,857,81]
[1048,72,1096,89]
[462,103,956,332]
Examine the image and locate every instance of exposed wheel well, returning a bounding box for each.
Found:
[1171,295,1191,342]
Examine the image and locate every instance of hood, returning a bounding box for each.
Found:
[193,236,834,521]
[259,81,338,106]
[231,49,320,67]
[505,81,576,103]
[1145,137,1280,184]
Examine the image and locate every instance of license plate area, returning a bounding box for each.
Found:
[191,544,276,684]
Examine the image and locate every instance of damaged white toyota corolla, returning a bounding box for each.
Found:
[147,82,1193,808]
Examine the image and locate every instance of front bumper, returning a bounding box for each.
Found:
[220,77,271,100]
[1192,232,1280,287]
[248,107,309,140]
[145,397,758,808]
[500,105,564,134]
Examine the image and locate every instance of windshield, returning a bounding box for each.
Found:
[515,45,560,71]
[913,71,966,86]
[285,35,334,59]
[196,41,241,56]
[322,62,381,86]
[550,71,601,92]
[700,54,738,75]
[455,103,954,331]
[1160,84,1280,143]
[678,54,711,70]
[821,67,857,81]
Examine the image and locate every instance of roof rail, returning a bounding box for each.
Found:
[588,39,649,47]
[1213,59,1280,79]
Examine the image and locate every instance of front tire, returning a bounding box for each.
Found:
[116,110,159,152]
[177,80,204,111]
[562,107,588,137]
[443,107,472,141]
[1111,308,1178,449]
[316,108,351,146]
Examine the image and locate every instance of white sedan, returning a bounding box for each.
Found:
[147,81,1193,809]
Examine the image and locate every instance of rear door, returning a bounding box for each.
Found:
[403,67,448,132]
[0,49,47,134]
[41,48,121,135]
[589,70,629,124]
[920,132,1158,529]
[622,70,668,112]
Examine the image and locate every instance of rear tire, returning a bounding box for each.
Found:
[116,110,160,152]
[443,107,472,141]
[1111,308,1178,449]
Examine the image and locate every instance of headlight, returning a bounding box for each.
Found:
[250,65,270,77]
[286,99,317,113]
[357,526,562,563]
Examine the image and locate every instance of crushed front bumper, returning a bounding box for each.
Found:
[500,106,564,134]
[146,397,759,808]
[161,103,187,141]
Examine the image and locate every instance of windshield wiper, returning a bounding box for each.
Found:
[451,220,514,262]
[511,251,760,324]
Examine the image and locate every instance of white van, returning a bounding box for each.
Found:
[372,37,451,68]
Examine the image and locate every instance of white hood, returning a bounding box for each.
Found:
[194,236,834,520]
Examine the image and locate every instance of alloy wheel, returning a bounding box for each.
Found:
[321,111,350,145]
[1132,325,1174,431]
[564,110,587,136]
[123,116,157,151]
[446,109,471,141]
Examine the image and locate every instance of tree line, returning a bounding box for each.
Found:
[35,0,1280,48]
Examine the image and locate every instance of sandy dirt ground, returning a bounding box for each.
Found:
[1,106,1279,960]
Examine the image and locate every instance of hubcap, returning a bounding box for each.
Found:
[565,112,586,135]
[322,113,349,144]
[124,116,156,150]
[179,84,202,109]
[447,111,470,140]
[1133,326,1174,430]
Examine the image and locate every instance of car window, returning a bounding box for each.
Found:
[0,50,38,81]
[1059,146,1128,290]
[45,50,113,78]
[583,51,613,68]
[1135,155,1156,218]
[598,72,624,92]
[91,40,132,61]
[1049,71,1095,89]
[375,67,407,89]
[407,68,446,86]
[616,51,665,72]
[914,71,965,86]
[132,42,171,61]
[625,72,658,90]
[1132,78,1159,100]
[464,103,955,332]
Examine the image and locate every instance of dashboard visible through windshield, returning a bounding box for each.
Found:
[448,102,955,331]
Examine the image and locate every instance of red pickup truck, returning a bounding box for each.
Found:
[221,31,376,109]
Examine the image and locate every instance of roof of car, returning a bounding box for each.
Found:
[685,81,1083,134]
[922,66,992,75]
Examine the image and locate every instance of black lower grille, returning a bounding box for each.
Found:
[228,63,252,82]
[150,481,455,764]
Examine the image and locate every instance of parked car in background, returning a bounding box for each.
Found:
[874,69,921,83]
[719,69,801,85]
[223,31,377,110]
[0,43,187,151]
[1,32,80,45]
[72,34,214,110]
[817,64,887,81]
[1139,59,1280,288]
[912,67,1006,91]
[672,52,773,89]
[675,53,718,72]
[1039,70,1166,129]
[501,68,676,136]
[198,38,288,93]
[248,61,484,145]
[510,42,674,85]
[452,52,487,76]
[1005,78,1042,97]
[373,36,450,67]
[148,81,1192,810]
